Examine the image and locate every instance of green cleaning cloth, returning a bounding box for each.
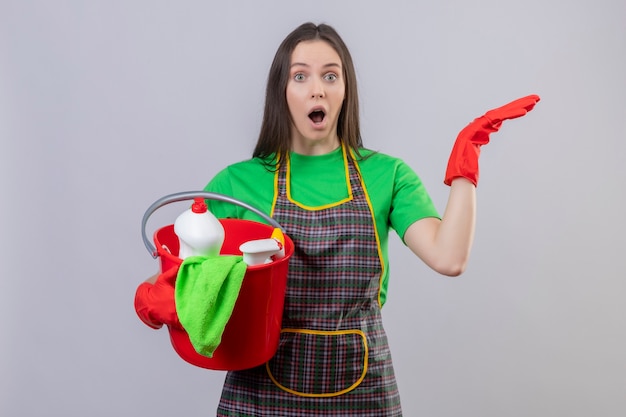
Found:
[175,255,247,357]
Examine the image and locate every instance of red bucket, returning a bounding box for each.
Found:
[142,192,293,371]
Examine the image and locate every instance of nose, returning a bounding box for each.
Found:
[310,78,325,99]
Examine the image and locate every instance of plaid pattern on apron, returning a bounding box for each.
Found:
[217,149,402,416]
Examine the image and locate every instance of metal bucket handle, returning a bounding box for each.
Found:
[141,191,283,259]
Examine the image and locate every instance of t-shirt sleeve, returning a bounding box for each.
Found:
[389,160,440,240]
[203,167,240,219]
[202,159,276,223]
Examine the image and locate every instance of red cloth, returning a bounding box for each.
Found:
[444,94,540,186]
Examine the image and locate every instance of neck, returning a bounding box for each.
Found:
[291,136,341,155]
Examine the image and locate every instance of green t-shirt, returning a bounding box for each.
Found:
[204,146,440,305]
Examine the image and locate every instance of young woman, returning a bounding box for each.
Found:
[135,22,539,416]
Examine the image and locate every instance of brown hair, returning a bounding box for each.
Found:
[253,22,362,166]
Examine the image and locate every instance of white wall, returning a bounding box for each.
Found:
[2,1,625,416]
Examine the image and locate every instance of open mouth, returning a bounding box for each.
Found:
[308,110,326,124]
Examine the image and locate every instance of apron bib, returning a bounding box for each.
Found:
[217,148,402,416]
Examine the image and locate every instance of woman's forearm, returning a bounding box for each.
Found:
[433,177,476,275]
[404,177,476,276]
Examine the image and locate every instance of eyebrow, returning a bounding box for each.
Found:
[290,62,342,69]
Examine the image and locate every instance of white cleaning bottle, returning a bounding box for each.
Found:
[239,229,285,266]
[174,197,224,260]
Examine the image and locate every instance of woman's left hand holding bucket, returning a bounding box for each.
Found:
[134,267,182,330]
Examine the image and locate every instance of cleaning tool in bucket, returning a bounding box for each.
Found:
[174,197,225,259]
[140,191,293,371]
[239,238,283,265]
[172,196,246,357]
[175,254,247,357]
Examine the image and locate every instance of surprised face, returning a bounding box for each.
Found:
[286,40,346,155]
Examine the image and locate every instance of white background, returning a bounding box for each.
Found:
[2,1,625,416]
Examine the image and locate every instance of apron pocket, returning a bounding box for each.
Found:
[266,328,368,397]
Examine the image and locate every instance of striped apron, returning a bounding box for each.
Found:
[217,150,402,416]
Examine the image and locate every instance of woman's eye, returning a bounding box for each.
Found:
[294,73,306,81]
[324,73,338,82]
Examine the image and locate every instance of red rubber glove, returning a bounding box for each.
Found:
[444,94,540,186]
[134,267,182,330]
